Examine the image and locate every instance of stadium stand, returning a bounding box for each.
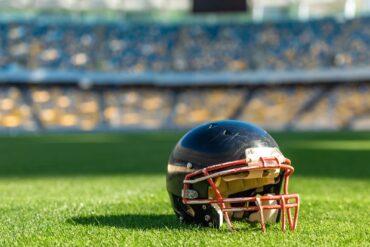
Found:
[103,88,174,129]
[0,86,35,130]
[294,83,370,130]
[30,86,100,130]
[0,16,370,132]
[173,88,245,127]
[0,83,368,131]
[1,17,370,72]
[239,86,321,130]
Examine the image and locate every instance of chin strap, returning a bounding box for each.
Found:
[210,203,224,228]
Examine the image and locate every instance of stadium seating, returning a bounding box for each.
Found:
[1,17,370,72]
[1,17,370,131]
[173,88,245,126]
[30,86,174,130]
[239,86,320,130]
[0,86,35,130]
[31,86,100,130]
[0,83,368,131]
[103,88,173,129]
[294,83,370,130]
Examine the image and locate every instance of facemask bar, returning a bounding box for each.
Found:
[182,157,300,232]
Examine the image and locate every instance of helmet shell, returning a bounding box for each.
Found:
[166,120,281,227]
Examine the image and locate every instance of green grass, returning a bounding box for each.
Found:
[0,132,369,246]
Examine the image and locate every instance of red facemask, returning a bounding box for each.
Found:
[181,148,300,232]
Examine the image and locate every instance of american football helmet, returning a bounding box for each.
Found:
[166,120,299,232]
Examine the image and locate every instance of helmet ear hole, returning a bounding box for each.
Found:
[169,194,196,225]
[185,205,195,217]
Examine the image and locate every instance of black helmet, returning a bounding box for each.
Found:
[166,120,299,232]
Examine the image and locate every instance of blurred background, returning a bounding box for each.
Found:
[0,0,369,133]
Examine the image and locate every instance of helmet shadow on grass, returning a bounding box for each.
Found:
[69,214,186,230]
[68,214,265,232]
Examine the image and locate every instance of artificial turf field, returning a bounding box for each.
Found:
[0,131,369,246]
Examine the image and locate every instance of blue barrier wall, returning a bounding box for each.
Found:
[1,67,370,86]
